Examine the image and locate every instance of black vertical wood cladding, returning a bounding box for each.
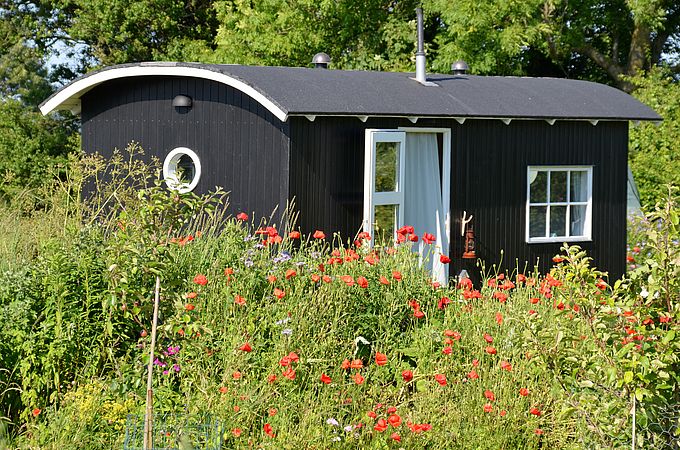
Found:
[81,76,290,224]
[80,76,628,280]
[289,117,628,280]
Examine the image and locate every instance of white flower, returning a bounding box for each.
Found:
[326,418,339,427]
[640,287,649,298]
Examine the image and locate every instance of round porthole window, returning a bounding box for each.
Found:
[163,147,202,193]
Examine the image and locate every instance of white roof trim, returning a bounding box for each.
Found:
[39,65,289,122]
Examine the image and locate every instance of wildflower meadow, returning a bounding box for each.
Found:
[0,153,678,449]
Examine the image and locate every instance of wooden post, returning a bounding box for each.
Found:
[143,276,161,450]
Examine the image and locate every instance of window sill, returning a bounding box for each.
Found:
[527,237,592,244]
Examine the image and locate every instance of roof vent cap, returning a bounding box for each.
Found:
[312,52,331,69]
[451,60,470,75]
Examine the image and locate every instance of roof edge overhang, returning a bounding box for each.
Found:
[287,113,662,124]
[39,63,290,122]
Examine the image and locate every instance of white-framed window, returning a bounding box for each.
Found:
[163,147,202,193]
[526,166,593,243]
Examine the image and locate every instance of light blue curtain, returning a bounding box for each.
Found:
[403,133,448,284]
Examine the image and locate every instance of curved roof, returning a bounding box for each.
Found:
[40,62,661,122]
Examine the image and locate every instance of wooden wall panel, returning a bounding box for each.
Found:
[81,76,290,224]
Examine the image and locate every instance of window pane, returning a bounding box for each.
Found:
[570,205,587,236]
[550,206,567,237]
[529,170,547,203]
[570,170,588,202]
[375,142,399,192]
[550,171,567,202]
[177,154,196,183]
[374,204,397,242]
[529,206,546,238]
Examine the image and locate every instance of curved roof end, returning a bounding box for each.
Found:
[39,64,289,122]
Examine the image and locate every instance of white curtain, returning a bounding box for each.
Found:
[403,133,448,284]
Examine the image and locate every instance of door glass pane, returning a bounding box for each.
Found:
[374,204,397,242]
[375,142,399,192]
[550,206,567,237]
[570,205,587,236]
[550,171,567,202]
[529,206,546,238]
[570,171,588,202]
[529,170,547,203]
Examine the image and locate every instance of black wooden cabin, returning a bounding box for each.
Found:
[41,62,660,281]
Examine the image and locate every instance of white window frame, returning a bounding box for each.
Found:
[363,130,406,238]
[526,166,593,243]
[163,147,202,193]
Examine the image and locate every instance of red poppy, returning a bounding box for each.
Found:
[530,407,542,416]
[282,269,295,279]
[391,432,401,442]
[397,225,415,235]
[530,297,540,304]
[392,271,403,281]
[483,333,493,343]
[367,411,377,419]
[442,346,453,355]
[516,273,527,283]
[234,295,246,306]
[535,428,544,435]
[472,359,479,366]
[219,386,228,394]
[313,230,326,239]
[519,388,529,397]
[32,408,41,417]
[500,360,512,371]
[408,234,419,242]
[434,374,447,386]
[341,359,351,370]
[660,316,671,323]
[282,367,296,380]
[273,288,285,299]
[320,373,331,384]
[552,255,564,263]
[357,276,369,288]
[375,352,388,366]
[374,418,388,432]
[279,356,291,367]
[289,230,301,239]
[185,303,195,311]
[387,406,396,414]
[322,275,332,283]
[269,408,278,417]
[483,403,493,413]
[484,390,495,401]
[440,254,451,264]
[236,212,248,221]
[468,370,479,379]
[288,352,299,362]
[401,370,413,382]
[233,405,240,413]
[422,232,436,244]
[388,414,402,427]
[493,291,508,303]
[339,275,355,286]
[438,297,451,310]
[495,312,503,325]
[485,346,497,355]
[186,292,198,299]
[267,374,277,383]
[232,428,242,437]
[500,410,507,417]
[264,423,275,438]
[232,371,242,380]
[379,276,390,285]
[414,310,425,319]
[239,342,252,352]
[353,373,365,385]
[193,274,208,286]
[350,359,364,369]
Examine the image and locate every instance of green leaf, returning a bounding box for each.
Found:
[624,371,634,384]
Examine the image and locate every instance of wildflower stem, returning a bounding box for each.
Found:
[143,275,161,450]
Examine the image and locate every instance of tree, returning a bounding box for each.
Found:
[629,69,680,209]
[424,0,680,92]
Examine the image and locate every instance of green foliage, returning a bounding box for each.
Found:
[0,99,78,200]
[629,71,680,210]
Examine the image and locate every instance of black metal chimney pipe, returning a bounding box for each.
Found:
[415,7,426,83]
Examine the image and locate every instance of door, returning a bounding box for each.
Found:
[364,129,451,284]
